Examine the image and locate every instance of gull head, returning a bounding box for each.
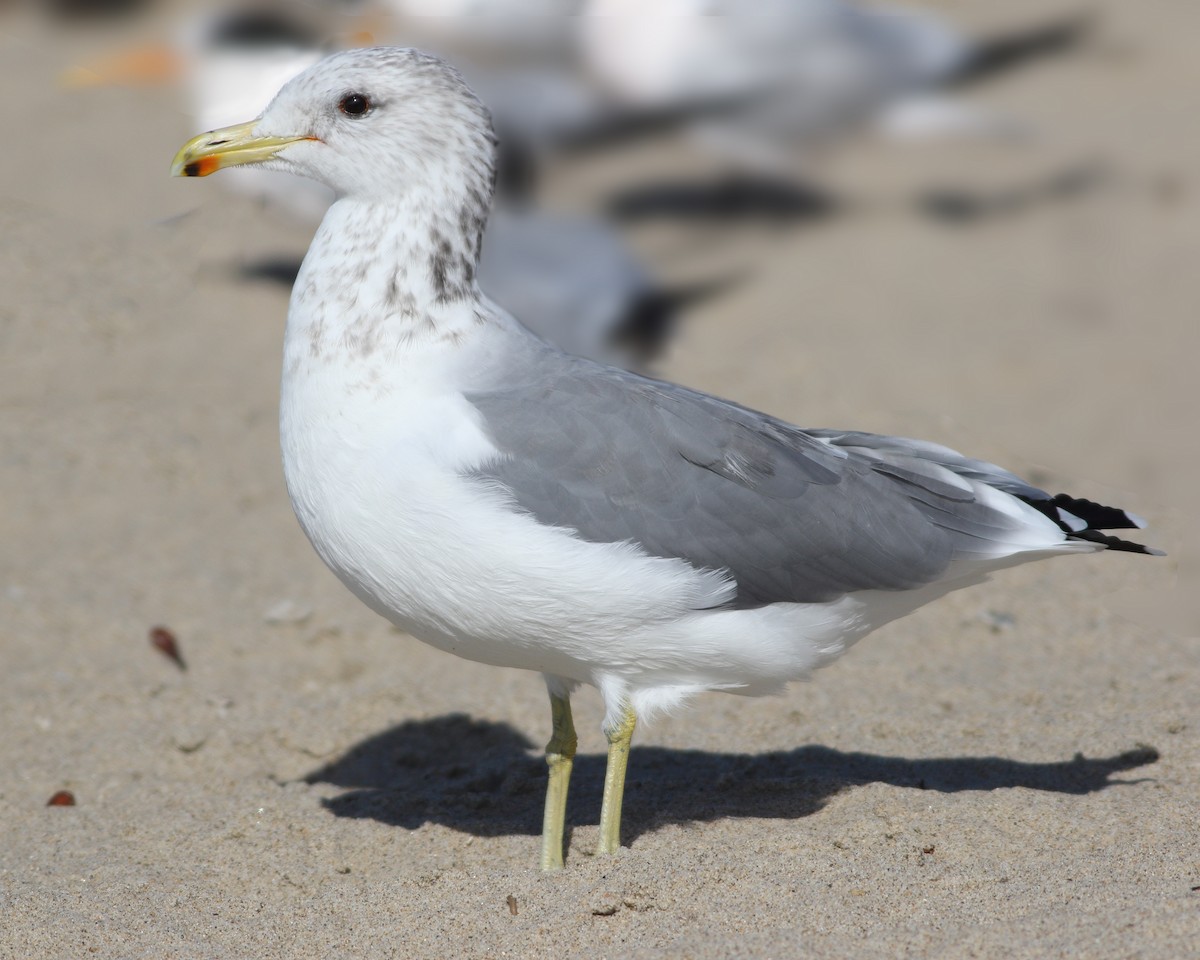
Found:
[171,47,498,206]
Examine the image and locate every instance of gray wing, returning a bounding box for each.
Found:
[466,349,1052,607]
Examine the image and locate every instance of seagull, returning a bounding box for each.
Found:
[172,47,1158,870]
[581,0,1090,150]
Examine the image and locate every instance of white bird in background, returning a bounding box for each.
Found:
[172,47,1157,871]
[370,0,586,57]
[581,0,1088,166]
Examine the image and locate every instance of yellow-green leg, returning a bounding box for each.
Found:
[596,704,637,856]
[540,692,578,871]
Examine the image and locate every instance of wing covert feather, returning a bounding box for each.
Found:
[466,355,1029,606]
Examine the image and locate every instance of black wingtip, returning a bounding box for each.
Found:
[238,256,303,287]
[1049,493,1144,531]
[1069,529,1164,556]
[611,274,743,364]
[1020,492,1161,555]
[950,12,1095,88]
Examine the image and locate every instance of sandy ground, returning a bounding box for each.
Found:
[1,2,1197,957]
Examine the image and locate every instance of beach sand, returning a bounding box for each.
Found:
[1,2,1196,956]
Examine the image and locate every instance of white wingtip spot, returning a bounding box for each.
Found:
[1056,508,1088,532]
[1125,510,1149,530]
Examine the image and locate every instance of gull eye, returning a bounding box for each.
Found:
[338,93,371,117]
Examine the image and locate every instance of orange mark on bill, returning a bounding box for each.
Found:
[185,155,223,178]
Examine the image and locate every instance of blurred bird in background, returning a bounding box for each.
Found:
[581,0,1091,219]
[59,0,1094,362]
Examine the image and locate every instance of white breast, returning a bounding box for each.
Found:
[278,320,741,679]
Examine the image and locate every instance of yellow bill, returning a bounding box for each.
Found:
[171,120,316,178]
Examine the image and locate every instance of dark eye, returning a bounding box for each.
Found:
[338,93,371,117]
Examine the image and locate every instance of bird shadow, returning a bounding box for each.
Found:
[606,174,841,226]
[300,714,1159,844]
[918,162,1107,226]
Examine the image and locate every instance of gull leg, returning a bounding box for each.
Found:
[597,704,637,856]
[540,691,577,871]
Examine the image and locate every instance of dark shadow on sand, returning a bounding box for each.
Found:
[301,713,1159,843]
[606,174,840,225]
